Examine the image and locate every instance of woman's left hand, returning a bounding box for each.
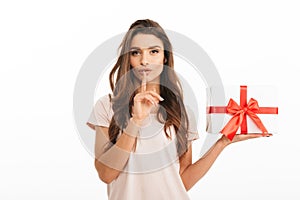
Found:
[220,133,273,147]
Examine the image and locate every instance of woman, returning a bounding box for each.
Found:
[87,19,268,200]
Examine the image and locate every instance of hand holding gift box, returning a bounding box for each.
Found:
[206,85,278,140]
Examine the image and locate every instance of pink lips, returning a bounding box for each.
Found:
[138,69,151,75]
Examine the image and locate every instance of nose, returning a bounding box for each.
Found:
[140,52,149,66]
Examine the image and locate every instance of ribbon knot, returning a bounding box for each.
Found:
[221,97,268,141]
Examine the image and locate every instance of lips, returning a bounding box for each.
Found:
[137,69,152,76]
[138,68,151,73]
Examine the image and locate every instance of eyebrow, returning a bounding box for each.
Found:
[130,45,162,50]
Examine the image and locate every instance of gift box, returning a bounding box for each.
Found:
[206,85,278,140]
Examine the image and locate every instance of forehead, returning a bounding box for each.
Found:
[131,34,164,48]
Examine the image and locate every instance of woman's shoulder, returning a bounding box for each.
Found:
[87,94,113,129]
[93,94,114,115]
[95,94,112,106]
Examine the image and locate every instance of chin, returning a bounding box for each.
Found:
[147,76,160,84]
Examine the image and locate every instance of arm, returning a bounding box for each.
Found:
[180,134,269,191]
[179,138,226,191]
[94,122,138,184]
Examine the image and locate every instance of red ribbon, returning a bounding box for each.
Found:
[207,85,278,141]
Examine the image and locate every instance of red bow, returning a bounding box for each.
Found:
[221,98,268,140]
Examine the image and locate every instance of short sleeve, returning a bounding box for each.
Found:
[186,106,199,141]
[86,95,113,130]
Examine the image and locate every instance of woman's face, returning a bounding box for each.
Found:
[129,34,165,84]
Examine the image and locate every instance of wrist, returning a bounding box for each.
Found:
[123,118,141,138]
[217,135,231,148]
[131,117,144,126]
[131,114,151,126]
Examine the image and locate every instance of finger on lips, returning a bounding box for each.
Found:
[139,72,164,102]
[141,71,147,93]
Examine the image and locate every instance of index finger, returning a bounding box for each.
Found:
[141,71,147,92]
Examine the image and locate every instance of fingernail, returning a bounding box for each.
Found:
[159,96,164,101]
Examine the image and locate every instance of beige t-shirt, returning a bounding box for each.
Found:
[87,95,199,200]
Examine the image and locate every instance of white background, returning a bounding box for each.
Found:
[1,0,299,199]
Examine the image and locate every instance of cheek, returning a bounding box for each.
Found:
[158,66,164,74]
[152,65,164,76]
[130,57,139,68]
[154,56,164,64]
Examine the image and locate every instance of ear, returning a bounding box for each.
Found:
[164,58,167,63]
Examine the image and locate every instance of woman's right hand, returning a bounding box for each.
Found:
[131,72,164,125]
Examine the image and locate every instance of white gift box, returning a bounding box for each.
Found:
[206,85,278,140]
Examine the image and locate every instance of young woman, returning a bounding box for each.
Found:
[87,19,269,200]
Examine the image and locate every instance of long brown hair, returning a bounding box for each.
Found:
[108,19,189,157]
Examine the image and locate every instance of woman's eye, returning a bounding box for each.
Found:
[130,51,140,56]
[150,49,159,54]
